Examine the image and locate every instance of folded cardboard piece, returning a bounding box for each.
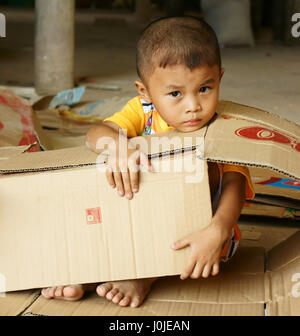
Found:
[242,200,300,219]
[4,232,300,316]
[0,100,299,315]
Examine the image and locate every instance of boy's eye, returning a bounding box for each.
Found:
[199,86,211,93]
[169,91,181,98]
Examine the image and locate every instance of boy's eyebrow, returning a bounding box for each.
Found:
[165,78,215,91]
[200,78,215,85]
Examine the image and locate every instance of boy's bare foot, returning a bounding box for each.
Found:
[41,283,96,301]
[96,278,157,308]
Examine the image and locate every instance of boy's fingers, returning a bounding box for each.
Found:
[121,171,133,199]
[201,264,212,278]
[211,263,219,276]
[180,257,196,280]
[129,169,139,193]
[171,237,190,250]
[190,262,204,279]
[139,152,152,172]
[114,171,125,197]
[105,166,116,188]
[128,154,140,193]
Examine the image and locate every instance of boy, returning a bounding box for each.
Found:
[42,16,255,307]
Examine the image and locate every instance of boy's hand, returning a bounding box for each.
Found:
[171,217,231,280]
[105,136,152,200]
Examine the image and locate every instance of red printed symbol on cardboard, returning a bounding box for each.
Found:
[235,126,300,152]
[86,207,102,225]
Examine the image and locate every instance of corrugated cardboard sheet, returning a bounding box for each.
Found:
[0,148,211,292]
[21,246,266,316]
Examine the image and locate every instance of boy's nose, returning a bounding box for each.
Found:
[185,98,202,113]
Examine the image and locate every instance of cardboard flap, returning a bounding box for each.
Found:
[205,101,299,179]
[131,126,207,158]
[266,231,300,314]
[267,231,300,272]
[0,145,34,160]
[249,166,300,201]
[217,100,299,140]
[0,146,101,174]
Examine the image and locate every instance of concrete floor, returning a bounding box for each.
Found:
[0,8,299,244]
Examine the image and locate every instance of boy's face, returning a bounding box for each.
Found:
[135,64,224,132]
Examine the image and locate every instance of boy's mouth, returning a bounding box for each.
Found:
[183,118,202,126]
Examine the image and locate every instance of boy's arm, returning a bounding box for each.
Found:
[212,171,246,239]
[85,121,123,154]
[85,121,151,199]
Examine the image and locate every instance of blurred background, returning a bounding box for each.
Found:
[0,0,299,124]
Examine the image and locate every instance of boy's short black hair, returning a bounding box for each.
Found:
[136,16,221,83]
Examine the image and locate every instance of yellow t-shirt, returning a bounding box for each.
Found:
[104,96,255,200]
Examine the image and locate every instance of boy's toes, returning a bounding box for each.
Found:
[54,286,64,297]
[62,285,84,300]
[41,287,50,298]
[42,286,63,299]
[112,292,124,304]
[41,285,84,301]
[119,296,131,307]
[96,283,113,297]
[106,288,119,300]
[130,296,143,308]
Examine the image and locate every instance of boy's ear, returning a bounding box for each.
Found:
[219,68,225,80]
[134,80,152,103]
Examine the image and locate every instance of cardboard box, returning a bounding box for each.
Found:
[0,145,211,292]
[0,100,299,315]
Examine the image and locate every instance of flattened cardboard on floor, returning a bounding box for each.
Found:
[0,290,40,316]
[20,233,300,316]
